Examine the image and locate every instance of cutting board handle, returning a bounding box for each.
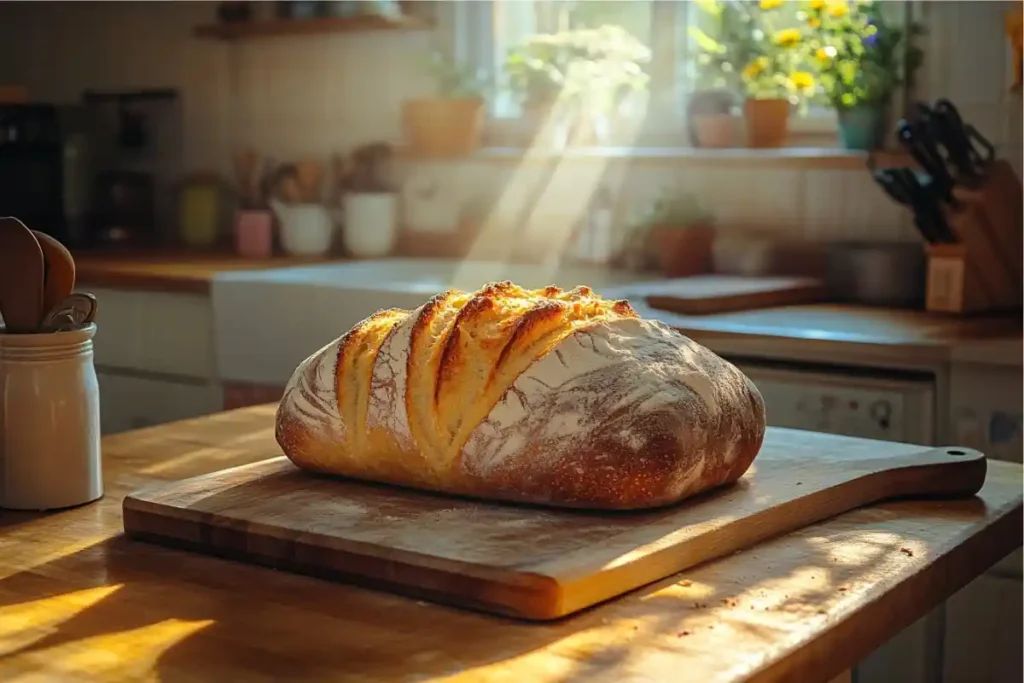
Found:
[867,446,987,501]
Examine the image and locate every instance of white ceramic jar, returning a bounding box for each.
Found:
[0,323,103,510]
[270,201,336,257]
[343,192,398,258]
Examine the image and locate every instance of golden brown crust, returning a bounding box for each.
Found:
[275,281,767,510]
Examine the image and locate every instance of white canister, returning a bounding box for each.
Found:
[0,323,103,510]
[271,201,336,257]
[343,192,398,258]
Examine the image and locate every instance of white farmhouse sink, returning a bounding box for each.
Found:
[211,258,657,386]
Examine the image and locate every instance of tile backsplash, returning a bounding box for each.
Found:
[0,1,1019,250]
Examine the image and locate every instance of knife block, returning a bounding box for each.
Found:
[925,161,1023,314]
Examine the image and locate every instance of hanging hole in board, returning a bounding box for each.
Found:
[947,450,966,456]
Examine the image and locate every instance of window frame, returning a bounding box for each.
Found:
[449,0,867,149]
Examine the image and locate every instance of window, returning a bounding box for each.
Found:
[453,0,685,144]
[449,0,922,147]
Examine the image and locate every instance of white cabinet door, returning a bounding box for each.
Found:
[85,286,217,381]
[97,371,223,435]
[948,364,1023,465]
[943,573,1024,683]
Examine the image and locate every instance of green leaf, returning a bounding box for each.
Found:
[689,27,728,55]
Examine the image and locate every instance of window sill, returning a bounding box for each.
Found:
[397,146,912,170]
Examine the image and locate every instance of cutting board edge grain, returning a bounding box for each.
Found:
[552,448,988,616]
[123,505,562,620]
[625,275,827,316]
[121,446,988,621]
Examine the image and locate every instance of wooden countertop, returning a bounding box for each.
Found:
[74,249,343,294]
[628,301,1023,367]
[1,405,1020,682]
[71,251,1021,364]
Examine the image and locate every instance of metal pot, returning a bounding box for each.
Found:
[825,241,926,308]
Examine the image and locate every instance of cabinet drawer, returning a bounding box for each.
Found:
[97,371,223,435]
[85,286,216,380]
[943,573,1023,683]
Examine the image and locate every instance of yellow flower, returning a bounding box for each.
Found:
[808,17,821,27]
[789,71,815,90]
[808,0,826,8]
[743,57,770,80]
[815,47,831,63]
[774,28,802,48]
[760,0,784,9]
[828,1,849,17]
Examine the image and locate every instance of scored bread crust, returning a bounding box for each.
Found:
[275,281,766,510]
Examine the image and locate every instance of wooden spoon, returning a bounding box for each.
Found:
[0,217,45,333]
[32,230,76,318]
[295,160,324,202]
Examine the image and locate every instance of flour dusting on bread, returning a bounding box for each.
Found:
[275,280,766,510]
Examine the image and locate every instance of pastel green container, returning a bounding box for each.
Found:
[837,105,886,151]
[179,179,221,248]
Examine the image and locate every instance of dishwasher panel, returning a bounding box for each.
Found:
[732,362,937,446]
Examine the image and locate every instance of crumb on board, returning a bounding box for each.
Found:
[818,609,827,615]
[838,587,848,592]
[681,579,692,587]
[678,630,691,637]
[901,547,914,557]
[796,482,802,486]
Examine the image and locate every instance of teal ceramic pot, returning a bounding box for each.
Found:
[837,105,886,150]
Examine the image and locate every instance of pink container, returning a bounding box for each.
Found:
[235,210,273,259]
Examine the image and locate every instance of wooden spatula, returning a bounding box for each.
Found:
[0,217,45,332]
[32,230,76,319]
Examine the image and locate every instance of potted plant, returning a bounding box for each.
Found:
[402,52,489,158]
[686,0,754,147]
[807,0,925,150]
[632,191,716,278]
[687,88,739,148]
[504,26,651,148]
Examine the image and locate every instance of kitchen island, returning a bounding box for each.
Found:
[0,405,1020,683]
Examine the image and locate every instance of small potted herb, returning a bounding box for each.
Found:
[632,191,716,278]
[687,88,739,148]
[504,26,651,148]
[686,0,753,147]
[403,51,489,158]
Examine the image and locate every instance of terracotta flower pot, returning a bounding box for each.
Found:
[403,98,485,158]
[744,98,790,148]
[692,114,740,148]
[650,224,715,278]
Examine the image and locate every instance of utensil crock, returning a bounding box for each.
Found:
[0,323,103,510]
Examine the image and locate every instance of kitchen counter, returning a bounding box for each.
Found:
[1,405,1020,682]
[627,301,1023,368]
[74,249,343,293]
[71,251,1020,370]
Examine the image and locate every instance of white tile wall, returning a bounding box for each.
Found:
[0,1,1018,246]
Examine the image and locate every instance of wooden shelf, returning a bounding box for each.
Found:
[193,14,431,41]
[396,146,915,170]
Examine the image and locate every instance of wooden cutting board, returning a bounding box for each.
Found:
[619,275,826,316]
[122,430,986,621]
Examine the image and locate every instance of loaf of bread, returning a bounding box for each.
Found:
[275,281,766,510]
